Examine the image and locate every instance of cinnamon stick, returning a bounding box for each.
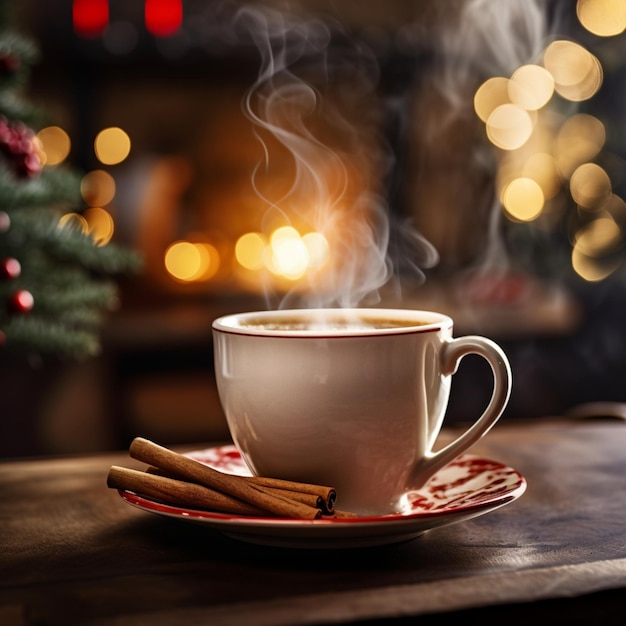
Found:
[246,476,336,514]
[129,437,322,520]
[107,466,267,516]
[146,465,334,514]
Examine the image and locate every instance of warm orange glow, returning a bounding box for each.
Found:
[164,241,220,282]
[571,245,621,281]
[302,232,330,269]
[543,40,603,102]
[84,207,115,245]
[474,77,511,123]
[58,213,89,234]
[165,241,197,282]
[94,127,131,165]
[486,104,534,150]
[574,215,622,257]
[235,232,266,270]
[502,178,544,221]
[554,114,605,178]
[80,169,116,207]
[522,153,562,200]
[508,65,554,111]
[577,0,626,36]
[269,226,309,279]
[37,126,71,166]
[569,163,612,209]
[196,243,220,280]
[234,227,330,282]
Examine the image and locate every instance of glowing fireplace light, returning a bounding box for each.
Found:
[165,241,220,283]
[235,227,330,282]
[301,232,330,269]
[235,232,266,271]
[268,226,309,279]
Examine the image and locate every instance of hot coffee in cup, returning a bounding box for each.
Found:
[212,308,511,516]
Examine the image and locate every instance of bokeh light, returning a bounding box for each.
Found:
[84,207,115,246]
[80,169,116,207]
[235,232,266,270]
[195,243,220,280]
[94,127,131,165]
[37,126,71,166]
[164,240,220,282]
[543,40,603,102]
[474,77,511,123]
[569,162,612,209]
[486,104,534,150]
[234,227,330,282]
[574,214,623,257]
[302,232,330,269]
[269,226,309,279]
[73,0,109,38]
[58,212,89,234]
[502,178,544,221]
[571,246,622,281]
[522,153,562,200]
[508,65,554,111]
[145,0,183,37]
[472,10,622,284]
[554,114,605,178]
[577,0,626,37]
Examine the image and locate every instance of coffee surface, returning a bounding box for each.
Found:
[238,316,430,331]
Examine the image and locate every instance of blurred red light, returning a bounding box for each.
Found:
[73,0,109,38]
[145,0,183,37]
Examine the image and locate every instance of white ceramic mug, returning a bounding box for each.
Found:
[212,308,512,516]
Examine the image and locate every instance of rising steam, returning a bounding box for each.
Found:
[434,0,565,273]
[216,1,439,308]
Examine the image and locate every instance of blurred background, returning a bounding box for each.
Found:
[3,0,626,458]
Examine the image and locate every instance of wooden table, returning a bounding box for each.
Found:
[2,418,626,625]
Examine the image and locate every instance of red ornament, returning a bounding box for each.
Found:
[0,54,20,75]
[0,258,21,279]
[8,289,34,313]
[0,117,42,178]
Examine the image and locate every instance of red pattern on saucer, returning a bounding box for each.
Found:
[118,445,526,548]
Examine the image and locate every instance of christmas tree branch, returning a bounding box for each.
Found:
[0,168,81,207]
[3,315,102,358]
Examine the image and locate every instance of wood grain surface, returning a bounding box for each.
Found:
[2,419,626,625]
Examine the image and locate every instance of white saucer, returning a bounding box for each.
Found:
[118,444,527,549]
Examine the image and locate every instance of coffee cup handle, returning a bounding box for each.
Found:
[415,335,512,485]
